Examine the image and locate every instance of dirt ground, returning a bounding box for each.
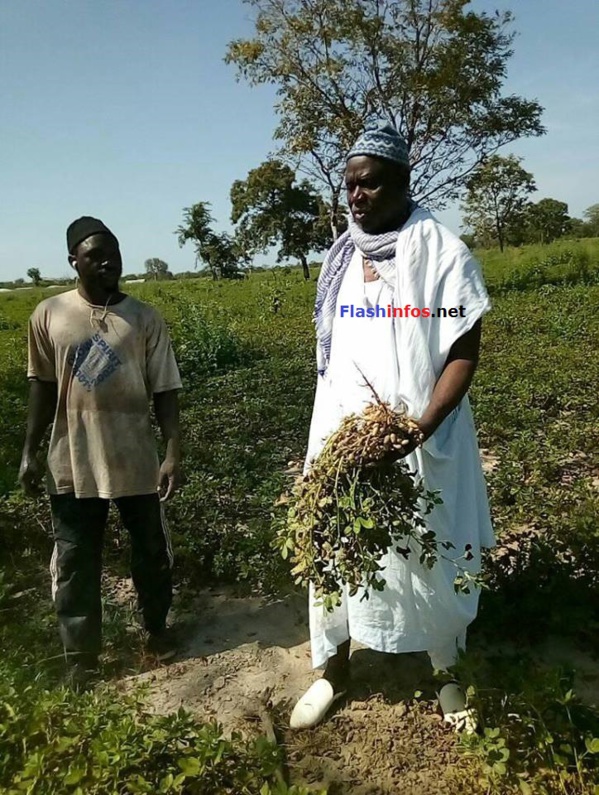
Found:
[116,588,486,793]
[111,452,599,793]
[114,581,599,794]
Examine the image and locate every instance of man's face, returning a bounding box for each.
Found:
[69,233,122,292]
[345,155,408,234]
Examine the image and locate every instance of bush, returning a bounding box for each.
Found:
[168,297,252,385]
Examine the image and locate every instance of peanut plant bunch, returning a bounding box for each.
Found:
[276,401,443,612]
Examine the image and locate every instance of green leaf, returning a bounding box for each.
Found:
[585,737,599,754]
[178,756,202,776]
[63,766,85,785]
[159,773,174,792]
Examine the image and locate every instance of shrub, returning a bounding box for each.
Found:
[168,297,252,385]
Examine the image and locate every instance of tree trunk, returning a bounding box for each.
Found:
[330,193,340,241]
[496,218,504,252]
[299,253,310,281]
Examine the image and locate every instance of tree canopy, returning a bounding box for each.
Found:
[462,155,535,251]
[144,258,172,280]
[27,268,42,286]
[226,0,544,236]
[524,199,570,245]
[583,204,599,237]
[230,159,339,279]
[176,203,244,280]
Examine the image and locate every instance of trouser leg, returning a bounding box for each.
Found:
[115,493,173,634]
[323,639,351,688]
[49,493,108,665]
[427,629,467,672]
[429,631,476,730]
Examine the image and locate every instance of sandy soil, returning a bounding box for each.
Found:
[117,588,487,793]
[115,582,599,793]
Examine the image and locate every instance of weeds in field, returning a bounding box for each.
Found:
[0,672,324,794]
[168,295,252,384]
[457,655,599,794]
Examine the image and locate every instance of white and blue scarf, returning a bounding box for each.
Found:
[314,207,415,376]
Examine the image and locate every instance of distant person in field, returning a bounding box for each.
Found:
[290,124,494,731]
[19,216,183,689]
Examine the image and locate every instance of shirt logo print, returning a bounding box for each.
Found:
[68,333,122,391]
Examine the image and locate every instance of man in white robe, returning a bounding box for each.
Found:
[290,124,494,730]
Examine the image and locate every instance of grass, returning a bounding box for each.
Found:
[475,237,599,291]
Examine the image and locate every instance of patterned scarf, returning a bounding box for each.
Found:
[314,206,415,375]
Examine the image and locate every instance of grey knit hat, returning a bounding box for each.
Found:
[347,123,410,168]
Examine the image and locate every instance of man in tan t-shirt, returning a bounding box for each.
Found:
[19,216,183,689]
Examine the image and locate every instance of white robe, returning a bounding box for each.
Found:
[306,211,495,669]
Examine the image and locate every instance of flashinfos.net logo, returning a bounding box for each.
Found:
[338,304,467,319]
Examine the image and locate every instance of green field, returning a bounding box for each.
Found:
[1,238,599,793]
[476,237,599,289]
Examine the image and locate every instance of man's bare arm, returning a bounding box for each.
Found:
[153,389,182,501]
[417,319,482,441]
[19,379,58,495]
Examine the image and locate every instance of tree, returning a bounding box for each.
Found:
[230,159,341,279]
[583,204,599,237]
[226,0,544,238]
[176,203,243,280]
[524,198,570,245]
[566,217,591,239]
[27,268,42,286]
[144,258,171,280]
[461,155,535,252]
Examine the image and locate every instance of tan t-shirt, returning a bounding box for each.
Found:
[27,289,182,499]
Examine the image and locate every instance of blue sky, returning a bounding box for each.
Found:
[0,0,597,281]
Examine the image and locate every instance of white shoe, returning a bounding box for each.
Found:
[437,682,478,734]
[289,679,345,730]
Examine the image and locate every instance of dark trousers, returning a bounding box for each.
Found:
[49,492,173,665]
